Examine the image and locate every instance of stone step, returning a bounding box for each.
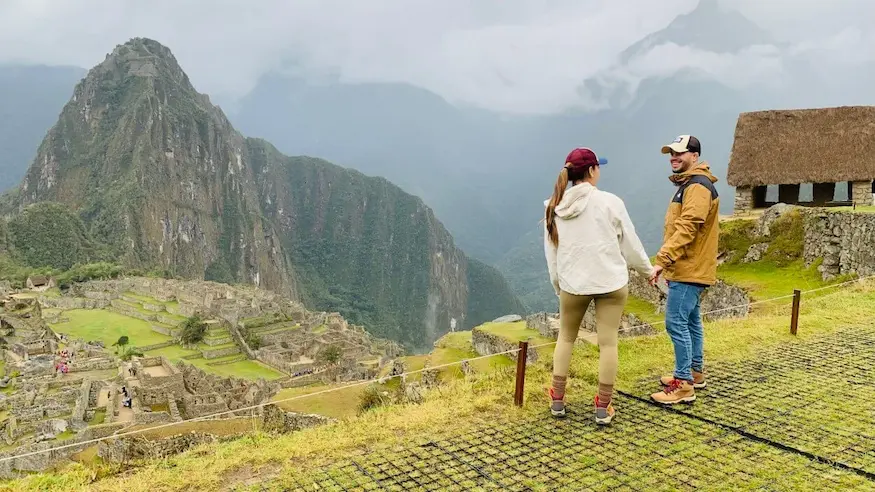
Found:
[150,322,178,337]
[182,352,204,360]
[199,344,241,360]
[202,335,233,346]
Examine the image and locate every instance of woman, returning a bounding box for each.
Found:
[544,147,654,424]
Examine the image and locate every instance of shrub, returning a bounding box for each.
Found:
[357,384,391,414]
[178,314,207,346]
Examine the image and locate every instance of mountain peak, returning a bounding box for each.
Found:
[90,37,193,93]
[620,0,773,63]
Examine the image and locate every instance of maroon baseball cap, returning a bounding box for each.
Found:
[565,147,608,169]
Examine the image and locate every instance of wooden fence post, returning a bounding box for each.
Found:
[790,289,801,335]
[513,341,529,407]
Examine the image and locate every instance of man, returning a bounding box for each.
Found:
[649,135,720,405]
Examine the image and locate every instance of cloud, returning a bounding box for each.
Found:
[0,0,873,114]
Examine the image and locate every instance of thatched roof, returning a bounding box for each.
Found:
[727,106,875,187]
[28,275,48,286]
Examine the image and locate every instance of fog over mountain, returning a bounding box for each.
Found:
[2,0,874,311]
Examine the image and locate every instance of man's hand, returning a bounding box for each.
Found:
[649,265,664,286]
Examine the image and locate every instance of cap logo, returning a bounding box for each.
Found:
[673,136,684,143]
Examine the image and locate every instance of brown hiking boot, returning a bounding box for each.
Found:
[651,379,696,405]
[660,370,706,389]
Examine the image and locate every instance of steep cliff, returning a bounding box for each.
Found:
[8,38,521,349]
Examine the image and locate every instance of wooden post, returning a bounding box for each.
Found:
[513,341,529,407]
[790,289,801,335]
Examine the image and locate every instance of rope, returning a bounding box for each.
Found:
[2,274,874,464]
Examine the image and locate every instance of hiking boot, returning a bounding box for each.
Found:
[549,387,566,418]
[594,396,615,425]
[651,379,696,405]
[660,370,706,389]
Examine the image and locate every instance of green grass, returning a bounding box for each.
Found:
[122,292,162,305]
[624,295,662,324]
[312,324,328,335]
[431,332,514,380]
[478,321,549,343]
[273,384,366,420]
[189,359,284,381]
[145,344,200,360]
[50,309,172,348]
[718,259,844,302]
[143,345,283,381]
[88,409,106,426]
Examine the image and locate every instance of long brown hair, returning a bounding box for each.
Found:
[545,167,570,247]
[545,165,596,246]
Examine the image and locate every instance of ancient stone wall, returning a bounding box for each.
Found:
[71,379,92,424]
[39,296,109,310]
[526,312,559,339]
[470,327,537,365]
[803,209,875,280]
[628,271,749,321]
[260,404,335,434]
[97,432,218,463]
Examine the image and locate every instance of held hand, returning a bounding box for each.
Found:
[649,265,664,286]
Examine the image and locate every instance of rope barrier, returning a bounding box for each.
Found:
[2,273,874,464]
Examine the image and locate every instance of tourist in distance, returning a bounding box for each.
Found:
[649,135,720,405]
[544,147,656,424]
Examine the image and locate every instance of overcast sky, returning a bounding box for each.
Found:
[2,0,874,114]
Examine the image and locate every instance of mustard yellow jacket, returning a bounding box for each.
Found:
[655,163,720,286]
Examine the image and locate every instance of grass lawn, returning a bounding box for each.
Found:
[432,332,514,380]
[194,359,284,381]
[624,295,662,324]
[145,346,285,381]
[478,321,554,358]
[145,344,200,360]
[718,259,848,302]
[272,383,366,419]
[50,309,172,348]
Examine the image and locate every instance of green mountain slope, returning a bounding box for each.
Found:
[6,38,522,349]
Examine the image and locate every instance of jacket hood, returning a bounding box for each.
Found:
[669,161,719,185]
[543,182,595,219]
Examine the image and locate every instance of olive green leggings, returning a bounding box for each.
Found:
[552,286,629,385]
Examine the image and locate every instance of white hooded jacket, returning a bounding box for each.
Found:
[544,182,652,296]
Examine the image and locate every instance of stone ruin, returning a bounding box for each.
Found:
[54,277,404,383]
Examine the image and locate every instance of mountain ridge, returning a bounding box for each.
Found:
[5,37,523,349]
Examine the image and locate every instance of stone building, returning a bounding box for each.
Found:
[728,105,875,214]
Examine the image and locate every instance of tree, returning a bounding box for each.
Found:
[178,314,207,346]
[318,344,343,366]
[112,335,129,354]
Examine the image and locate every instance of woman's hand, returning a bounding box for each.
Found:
[649,265,663,286]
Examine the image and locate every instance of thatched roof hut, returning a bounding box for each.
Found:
[728,106,875,213]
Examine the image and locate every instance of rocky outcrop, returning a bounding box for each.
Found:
[471,327,537,365]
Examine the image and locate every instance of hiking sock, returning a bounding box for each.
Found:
[597,383,613,407]
[551,375,567,400]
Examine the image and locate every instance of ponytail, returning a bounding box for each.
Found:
[545,167,569,247]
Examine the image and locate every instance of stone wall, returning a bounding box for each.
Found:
[39,296,109,310]
[734,186,754,215]
[471,327,537,365]
[0,422,126,477]
[852,180,873,206]
[260,404,335,434]
[70,378,92,425]
[97,432,218,464]
[629,270,750,321]
[526,312,559,339]
[803,209,875,279]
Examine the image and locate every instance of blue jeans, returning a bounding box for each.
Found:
[665,281,706,381]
